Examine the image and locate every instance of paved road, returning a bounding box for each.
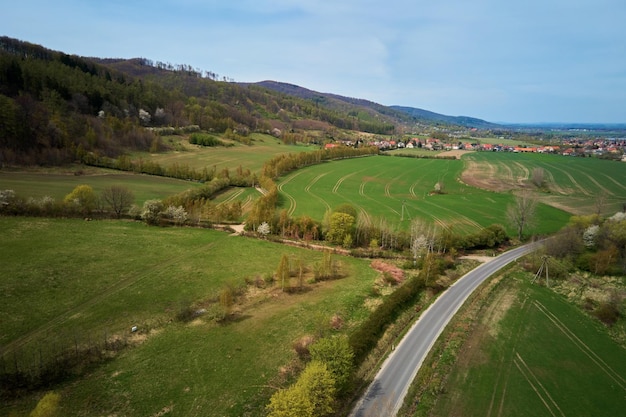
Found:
[350,242,540,417]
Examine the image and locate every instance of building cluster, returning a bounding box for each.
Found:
[331,136,626,161]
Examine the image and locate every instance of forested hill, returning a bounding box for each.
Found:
[0,37,405,166]
[0,36,493,167]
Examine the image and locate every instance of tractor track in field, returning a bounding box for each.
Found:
[305,172,332,213]
[358,177,401,217]
[513,352,565,417]
[1,242,217,358]
[542,168,569,195]
[217,188,245,206]
[332,171,361,194]
[543,162,592,196]
[598,172,626,192]
[277,171,304,216]
[533,300,626,391]
[422,199,482,230]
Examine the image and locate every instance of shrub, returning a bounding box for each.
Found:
[30,391,60,417]
[189,133,225,147]
[141,199,163,225]
[594,302,620,326]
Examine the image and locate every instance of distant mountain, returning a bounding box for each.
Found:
[244,80,415,126]
[390,106,500,129]
[249,81,499,129]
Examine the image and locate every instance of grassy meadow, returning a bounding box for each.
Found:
[140,133,318,173]
[424,274,626,417]
[0,134,316,210]
[0,217,379,416]
[0,169,203,206]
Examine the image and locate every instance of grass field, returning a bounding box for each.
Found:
[276,155,572,236]
[426,274,626,417]
[0,217,379,416]
[137,133,318,173]
[0,168,203,206]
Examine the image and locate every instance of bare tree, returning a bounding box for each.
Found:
[507,191,538,240]
[594,190,608,216]
[531,167,545,188]
[101,185,134,218]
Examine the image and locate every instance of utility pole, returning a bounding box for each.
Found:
[532,255,549,287]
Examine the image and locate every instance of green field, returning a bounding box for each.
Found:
[3,150,626,416]
[0,169,203,206]
[427,275,626,416]
[276,154,573,236]
[463,152,626,215]
[0,217,378,416]
[138,133,318,173]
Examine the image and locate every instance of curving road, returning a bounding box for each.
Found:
[350,241,541,417]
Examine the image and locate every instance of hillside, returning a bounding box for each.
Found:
[390,105,500,129]
[0,36,411,166]
[1,36,510,167]
[249,81,499,129]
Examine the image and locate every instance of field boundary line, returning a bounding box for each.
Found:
[533,300,626,391]
[513,352,565,417]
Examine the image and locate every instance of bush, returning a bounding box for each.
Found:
[594,302,620,326]
[349,274,424,363]
[141,199,163,225]
[189,133,225,147]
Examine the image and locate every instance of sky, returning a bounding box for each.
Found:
[2,0,626,124]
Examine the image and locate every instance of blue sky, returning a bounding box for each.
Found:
[3,0,625,123]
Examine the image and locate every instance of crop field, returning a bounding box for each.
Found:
[0,169,203,205]
[0,217,379,416]
[428,275,626,417]
[462,152,626,215]
[276,155,572,236]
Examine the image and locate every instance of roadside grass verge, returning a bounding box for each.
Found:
[401,268,626,417]
[0,217,379,416]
